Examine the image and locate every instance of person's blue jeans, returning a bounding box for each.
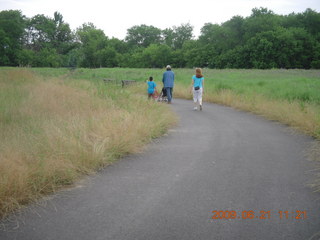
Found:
[165,87,173,103]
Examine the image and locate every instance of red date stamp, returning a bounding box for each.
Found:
[211,210,307,220]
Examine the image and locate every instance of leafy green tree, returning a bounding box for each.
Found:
[288,27,316,68]
[52,12,74,55]
[125,48,144,67]
[26,14,56,51]
[125,24,162,48]
[172,23,194,49]
[24,12,74,66]
[243,7,282,41]
[1,8,319,69]
[171,49,186,68]
[311,41,320,68]
[281,12,304,29]
[63,47,82,67]
[108,37,129,54]
[300,8,320,37]
[0,29,10,65]
[243,27,316,69]
[76,23,108,67]
[33,48,62,67]
[282,9,320,39]
[216,46,250,69]
[246,35,276,69]
[221,16,245,48]
[17,49,35,66]
[181,40,207,68]
[140,44,172,68]
[162,23,193,49]
[197,7,320,69]
[162,28,175,48]
[0,10,26,66]
[98,46,118,67]
[199,23,229,55]
[198,23,230,67]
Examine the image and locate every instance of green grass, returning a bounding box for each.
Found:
[67,67,320,192]
[30,67,320,136]
[2,67,319,206]
[27,67,320,137]
[33,68,320,104]
[211,70,320,103]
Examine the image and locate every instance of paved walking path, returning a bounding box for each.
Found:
[1,99,319,240]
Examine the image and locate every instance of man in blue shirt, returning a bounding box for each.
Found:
[162,65,174,104]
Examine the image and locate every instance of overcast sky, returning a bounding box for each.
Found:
[1,0,319,40]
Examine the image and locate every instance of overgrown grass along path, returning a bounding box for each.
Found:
[1,67,319,218]
[69,67,320,191]
[74,67,319,138]
[0,68,176,218]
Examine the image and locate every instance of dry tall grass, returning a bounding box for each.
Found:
[0,69,176,218]
[307,140,320,193]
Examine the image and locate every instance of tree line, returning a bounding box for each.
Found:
[0,7,319,69]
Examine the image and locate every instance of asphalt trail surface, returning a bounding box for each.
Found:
[1,99,320,240]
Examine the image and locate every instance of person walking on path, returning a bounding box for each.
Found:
[147,76,157,100]
[190,68,204,111]
[162,65,174,104]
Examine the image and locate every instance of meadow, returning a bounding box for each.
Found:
[0,68,176,218]
[50,67,320,138]
[0,67,319,218]
[65,67,320,191]
[50,67,320,105]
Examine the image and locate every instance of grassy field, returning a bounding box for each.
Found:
[173,69,320,139]
[43,67,320,138]
[60,67,320,191]
[0,68,177,218]
[1,67,319,218]
[39,67,319,104]
[36,68,320,149]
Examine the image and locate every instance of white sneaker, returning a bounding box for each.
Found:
[193,107,197,111]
